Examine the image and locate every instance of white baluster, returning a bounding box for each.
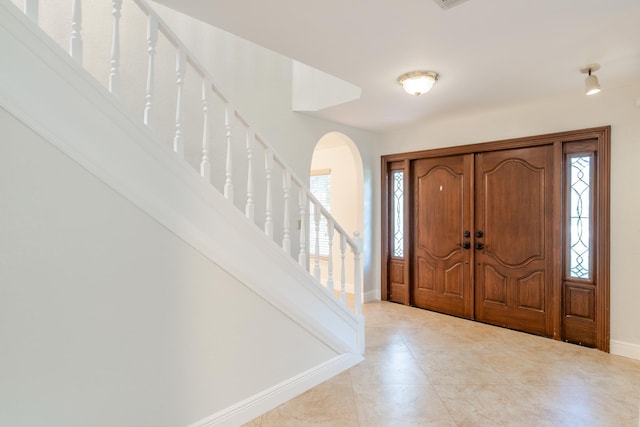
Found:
[313,202,321,281]
[70,0,83,63]
[143,15,158,128]
[173,48,187,158]
[282,170,291,255]
[200,79,211,181]
[108,0,122,96]
[327,220,335,294]
[340,232,347,304]
[352,231,363,315]
[264,150,273,238]
[245,129,255,222]
[24,0,38,22]
[224,105,234,201]
[298,189,307,268]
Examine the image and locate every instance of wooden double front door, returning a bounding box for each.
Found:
[413,146,553,336]
[382,127,610,350]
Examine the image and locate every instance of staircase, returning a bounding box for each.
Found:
[0,1,364,425]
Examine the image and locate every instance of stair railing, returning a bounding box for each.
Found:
[14,0,363,315]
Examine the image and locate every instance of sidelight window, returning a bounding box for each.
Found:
[568,154,592,279]
[392,170,404,257]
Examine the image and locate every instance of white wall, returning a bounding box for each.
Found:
[6,0,380,299]
[0,107,337,426]
[0,5,366,424]
[378,83,640,354]
[150,3,381,298]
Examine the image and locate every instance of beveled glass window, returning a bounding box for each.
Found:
[568,155,592,279]
[392,170,404,257]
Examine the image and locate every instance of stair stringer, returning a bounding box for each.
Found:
[0,2,364,423]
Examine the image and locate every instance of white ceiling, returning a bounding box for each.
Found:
[155,0,640,132]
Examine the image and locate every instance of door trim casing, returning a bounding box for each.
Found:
[381,126,610,352]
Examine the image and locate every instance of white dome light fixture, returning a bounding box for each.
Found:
[398,71,439,96]
[581,64,601,96]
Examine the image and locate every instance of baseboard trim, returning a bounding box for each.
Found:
[363,289,380,303]
[610,340,640,361]
[189,353,364,427]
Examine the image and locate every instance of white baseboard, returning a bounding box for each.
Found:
[189,353,364,427]
[610,340,640,361]
[363,289,380,303]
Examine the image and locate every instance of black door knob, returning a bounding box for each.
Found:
[463,231,471,238]
[461,242,471,249]
[475,242,484,250]
[475,230,484,238]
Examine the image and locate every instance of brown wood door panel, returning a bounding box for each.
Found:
[383,126,610,351]
[563,282,596,346]
[412,155,473,319]
[388,259,408,304]
[474,145,554,337]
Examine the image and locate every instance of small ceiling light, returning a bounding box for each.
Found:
[581,64,601,96]
[397,71,439,96]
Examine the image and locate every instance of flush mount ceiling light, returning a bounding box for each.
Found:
[432,0,471,9]
[397,71,439,96]
[581,64,601,96]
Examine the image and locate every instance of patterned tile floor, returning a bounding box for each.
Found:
[244,301,640,426]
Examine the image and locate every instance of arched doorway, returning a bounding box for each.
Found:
[309,132,364,302]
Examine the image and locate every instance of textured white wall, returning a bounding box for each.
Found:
[0,107,337,426]
[378,82,640,351]
[151,3,380,297]
[7,0,381,297]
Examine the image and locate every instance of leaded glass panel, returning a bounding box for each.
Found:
[569,155,591,279]
[392,170,404,258]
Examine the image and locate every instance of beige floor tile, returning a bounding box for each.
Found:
[352,383,456,426]
[251,301,640,426]
[536,384,640,427]
[240,415,262,427]
[259,382,359,427]
[349,356,429,385]
[434,384,557,427]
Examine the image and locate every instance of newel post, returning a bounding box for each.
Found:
[352,231,363,315]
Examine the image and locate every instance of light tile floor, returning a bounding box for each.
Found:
[244,301,640,426]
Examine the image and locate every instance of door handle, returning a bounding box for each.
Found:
[463,231,471,238]
[475,242,484,250]
[461,242,471,249]
[475,230,484,238]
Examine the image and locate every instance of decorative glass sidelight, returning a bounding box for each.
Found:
[392,170,404,257]
[568,155,591,279]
